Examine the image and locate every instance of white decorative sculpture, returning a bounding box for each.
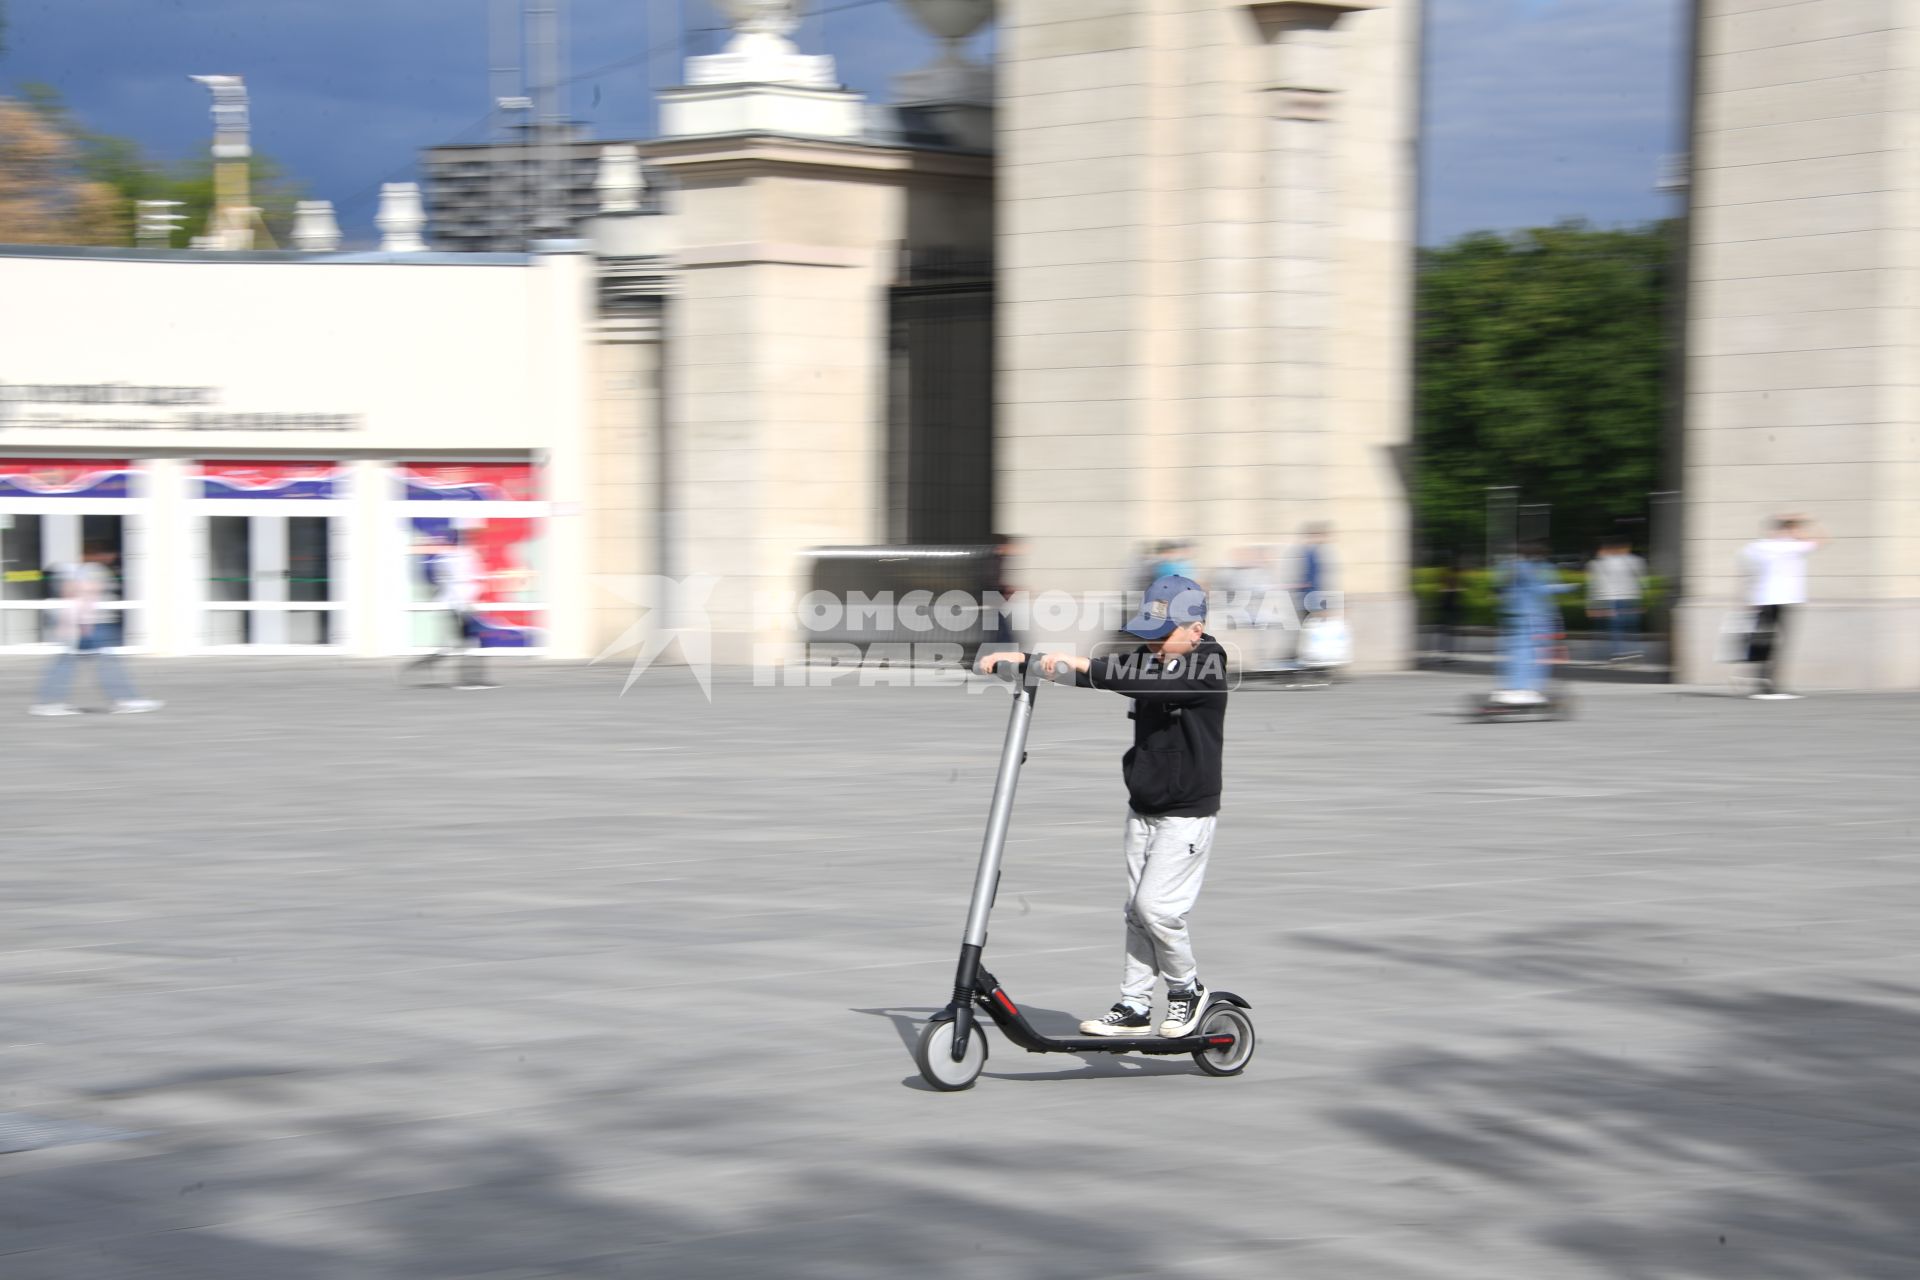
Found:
[376,183,426,253]
[596,145,645,214]
[690,0,837,89]
[291,201,341,251]
[898,0,993,84]
[894,0,993,146]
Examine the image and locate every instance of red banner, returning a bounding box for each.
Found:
[401,463,537,503]
[0,458,132,499]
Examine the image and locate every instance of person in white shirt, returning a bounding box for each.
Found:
[403,531,495,690]
[29,548,162,716]
[1740,514,1824,698]
[1585,539,1647,662]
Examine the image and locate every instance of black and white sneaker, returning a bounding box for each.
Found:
[1078,1003,1152,1037]
[1159,984,1207,1037]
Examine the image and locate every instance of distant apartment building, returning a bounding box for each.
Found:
[422,127,655,252]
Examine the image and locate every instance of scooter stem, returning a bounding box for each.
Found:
[962,658,1040,948]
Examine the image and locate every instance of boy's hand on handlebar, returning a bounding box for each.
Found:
[974,651,1026,674]
[1046,653,1091,679]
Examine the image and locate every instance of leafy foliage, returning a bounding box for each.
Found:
[6,83,305,247]
[0,94,119,243]
[1416,221,1672,563]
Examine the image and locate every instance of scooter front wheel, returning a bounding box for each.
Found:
[1191,1003,1256,1077]
[915,1019,988,1091]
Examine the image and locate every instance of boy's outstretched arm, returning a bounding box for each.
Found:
[975,650,1032,675]
[1065,650,1224,704]
[973,651,1095,681]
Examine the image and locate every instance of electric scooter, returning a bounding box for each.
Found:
[914,655,1257,1091]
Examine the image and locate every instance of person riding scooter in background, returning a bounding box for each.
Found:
[1492,542,1576,707]
[977,574,1230,1041]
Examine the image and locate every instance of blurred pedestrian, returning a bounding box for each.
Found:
[1740,514,1824,699]
[404,530,495,690]
[1155,539,1198,583]
[987,533,1024,649]
[1276,523,1335,665]
[1296,523,1335,616]
[1585,538,1647,662]
[28,547,161,716]
[1433,561,1464,664]
[1492,542,1575,705]
[1130,542,1159,597]
[1215,545,1277,673]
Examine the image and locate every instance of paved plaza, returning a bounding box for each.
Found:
[2,658,1918,1278]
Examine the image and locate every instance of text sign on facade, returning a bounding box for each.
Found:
[0,382,360,434]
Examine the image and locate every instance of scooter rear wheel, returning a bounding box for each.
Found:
[915,1019,988,1091]
[1191,1004,1256,1077]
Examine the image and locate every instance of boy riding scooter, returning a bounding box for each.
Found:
[976,574,1229,1039]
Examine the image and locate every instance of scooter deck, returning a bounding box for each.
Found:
[950,982,1251,1058]
[1028,1032,1241,1056]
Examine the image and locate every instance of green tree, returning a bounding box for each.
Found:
[1416,221,1671,563]
[17,82,305,247]
[0,94,119,243]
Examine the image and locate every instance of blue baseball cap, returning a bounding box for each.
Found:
[1124,574,1207,640]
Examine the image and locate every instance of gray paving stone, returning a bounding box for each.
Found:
[2,660,1919,1278]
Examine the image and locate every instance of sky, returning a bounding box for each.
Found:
[0,0,1689,245]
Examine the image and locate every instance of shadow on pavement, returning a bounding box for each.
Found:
[1296,922,1920,1278]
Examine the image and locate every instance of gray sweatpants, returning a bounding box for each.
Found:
[1119,810,1217,1007]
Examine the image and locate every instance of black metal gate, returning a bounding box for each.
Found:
[887,250,994,545]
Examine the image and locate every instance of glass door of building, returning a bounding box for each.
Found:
[0,512,136,647]
[202,514,340,647]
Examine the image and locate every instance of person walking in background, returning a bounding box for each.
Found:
[1215,545,1277,674]
[986,533,1024,649]
[1154,539,1198,584]
[1279,522,1336,665]
[1586,538,1647,662]
[1492,542,1576,706]
[1129,542,1160,599]
[1433,560,1464,664]
[1740,514,1824,699]
[28,547,161,716]
[404,529,494,690]
[1297,522,1335,617]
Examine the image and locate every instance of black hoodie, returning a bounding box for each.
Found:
[1076,636,1229,817]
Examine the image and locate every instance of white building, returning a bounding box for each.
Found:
[0,245,614,657]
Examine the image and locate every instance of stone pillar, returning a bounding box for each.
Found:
[648,4,942,664]
[996,0,1416,668]
[1674,0,1920,690]
[1260,8,1351,541]
[528,246,595,659]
